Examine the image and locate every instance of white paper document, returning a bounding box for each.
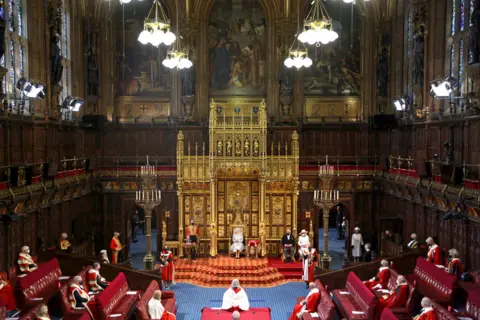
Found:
[457,317,473,320]
[352,311,365,315]
[339,291,350,295]
[30,298,43,301]
[109,314,122,318]
[17,274,27,278]
[126,291,137,295]
[378,289,390,293]
[58,276,70,280]
[309,312,320,317]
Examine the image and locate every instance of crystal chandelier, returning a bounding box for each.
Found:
[138,0,176,47]
[283,0,313,70]
[298,0,338,46]
[162,1,193,70]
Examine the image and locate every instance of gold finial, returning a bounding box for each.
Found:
[260,99,266,109]
[210,99,216,109]
[177,130,184,140]
[285,142,288,155]
[291,130,298,140]
[195,142,198,156]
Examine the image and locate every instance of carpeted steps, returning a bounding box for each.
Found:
[170,256,302,287]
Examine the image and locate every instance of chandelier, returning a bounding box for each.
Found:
[283,0,313,70]
[138,0,176,47]
[162,1,193,69]
[342,0,370,3]
[298,0,338,46]
[313,156,339,203]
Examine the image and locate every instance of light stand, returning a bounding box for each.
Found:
[313,155,339,269]
[135,156,162,270]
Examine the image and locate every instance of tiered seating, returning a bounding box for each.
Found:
[59,266,91,320]
[406,257,457,305]
[331,272,378,319]
[136,280,177,320]
[201,307,271,319]
[384,268,419,314]
[94,272,140,320]
[15,258,62,310]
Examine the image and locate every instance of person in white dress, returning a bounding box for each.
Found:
[221,279,250,311]
[231,228,245,259]
[351,227,364,262]
[297,230,310,254]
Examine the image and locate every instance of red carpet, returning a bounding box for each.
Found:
[267,258,303,280]
[167,256,302,287]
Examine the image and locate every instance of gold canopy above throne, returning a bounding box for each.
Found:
[176,99,300,257]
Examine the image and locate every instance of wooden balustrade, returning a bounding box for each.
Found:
[38,251,162,290]
[70,237,95,257]
[381,238,404,257]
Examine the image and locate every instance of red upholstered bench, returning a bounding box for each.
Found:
[15,258,62,310]
[201,307,271,319]
[0,297,6,320]
[95,272,140,320]
[295,279,326,304]
[431,301,457,320]
[380,308,412,320]
[406,257,457,306]
[136,280,177,320]
[453,287,480,319]
[59,267,91,320]
[331,272,379,320]
[383,268,419,315]
[303,289,335,320]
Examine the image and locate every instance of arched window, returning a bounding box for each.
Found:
[59,0,71,119]
[447,0,473,101]
[1,0,28,114]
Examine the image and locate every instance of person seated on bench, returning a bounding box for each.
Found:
[426,237,442,266]
[99,249,110,264]
[232,311,241,320]
[18,245,38,273]
[288,282,320,320]
[413,297,437,320]
[375,275,410,319]
[69,276,90,310]
[0,269,16,310]
[221,279,250,311]
[445,248,464,279]
[148,290,176,320]
[87,262,108,292]
[59,233,72,252]
[36,305,51,320]
[407,233,419,249]
[364,259,391,289]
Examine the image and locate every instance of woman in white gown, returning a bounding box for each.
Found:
[231,228,245,259]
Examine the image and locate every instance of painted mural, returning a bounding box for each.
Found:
[303,2,361,96]
[208,0,267,96]
[115,2,171,98]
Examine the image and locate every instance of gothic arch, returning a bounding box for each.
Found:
[193,0,281,23]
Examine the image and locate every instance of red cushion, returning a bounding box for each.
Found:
[201,307,271,319]
[162,299,177,314]
[59,267,91,314]
[96,273,131,320]
[464,288,480,318]
[303,290,335,320]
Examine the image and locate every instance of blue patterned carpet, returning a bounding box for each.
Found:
[171,282,308,320]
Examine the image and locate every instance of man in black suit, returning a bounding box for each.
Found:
[336,205,344,240]
[281,228,295,263]
[362,243,372,262]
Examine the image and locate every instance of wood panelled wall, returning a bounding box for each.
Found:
[378,194,480,271]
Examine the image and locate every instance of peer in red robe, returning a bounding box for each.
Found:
[364,260,390,290]
[426,238,443,265]
[445,249,464,279]
[415,307,437,320]
[160,247,175,289]
[375,277,410,320]
[0,272,16,310]
[289,283,320,320]
[110,232,124,264]
[59,233,72,252]
[308,249,319,283]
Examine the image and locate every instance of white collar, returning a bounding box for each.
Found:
[71,284,83,290]
[421,307,433,314]
[379,266,389,272]
[408,239,417,244]
[307,288,319,296]
[397,283,408,287]
[429,244,438,250]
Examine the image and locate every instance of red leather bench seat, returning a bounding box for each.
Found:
[295,279,326,304]
[201,307,271,319]
[380,308,412,320]
[15,258,62,310]
[453,287,480,319]
[0,297,6,320]
[431,301,457,320]
[303,289,335,320]
[331,272,378,320]
[406,257,457,306]
[384,268,419,315]
[96,272,139,320]
[136,280,177,320]
[59,267,91,320]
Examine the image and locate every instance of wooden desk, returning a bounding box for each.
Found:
[183,243,198,262]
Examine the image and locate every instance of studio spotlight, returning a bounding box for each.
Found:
[16,77,46,99]
[430,77,456,98]
[62,96,85,112]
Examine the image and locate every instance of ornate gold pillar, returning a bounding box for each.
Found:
[178,189,184,257]
[291,131,299,235]
[260,177,266,256]
[210,176,217,256]
[177,131,185,257]
[292,190,298,236]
